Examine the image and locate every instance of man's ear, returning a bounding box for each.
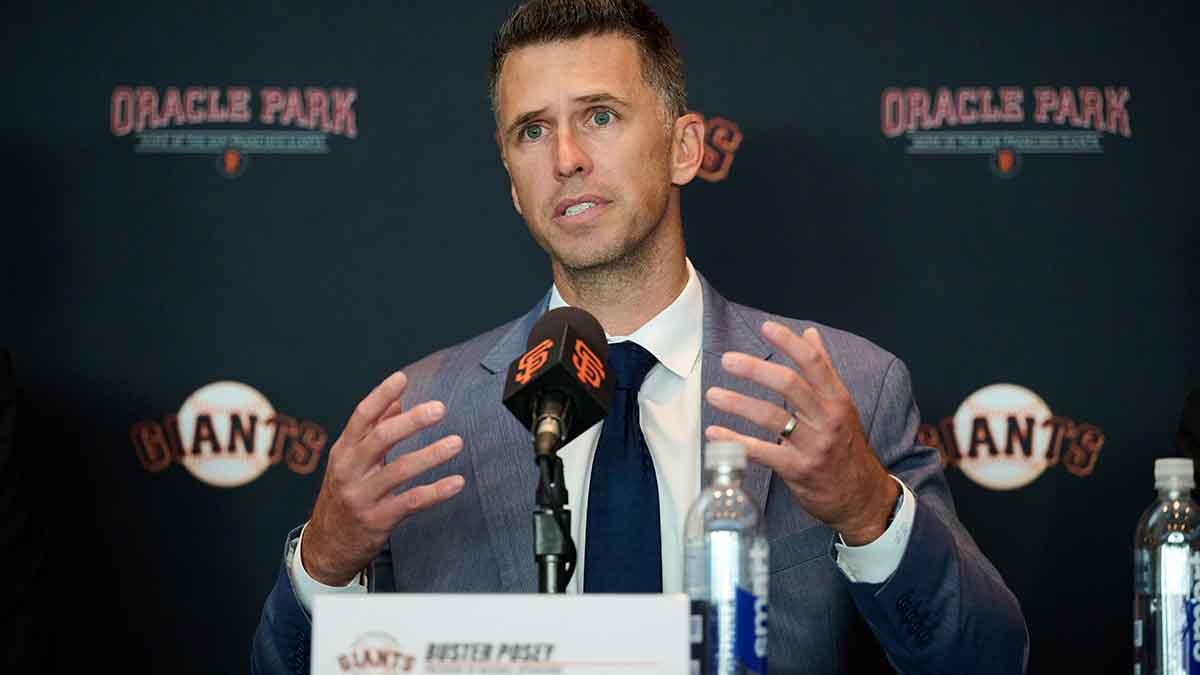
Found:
[509,180,524,216]
[669,111,706,187]
[496,129,524,216]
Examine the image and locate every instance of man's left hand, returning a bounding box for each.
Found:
[705,321,899,545]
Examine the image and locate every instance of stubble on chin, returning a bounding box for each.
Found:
[553,229,642,275]
[549,210,673,300]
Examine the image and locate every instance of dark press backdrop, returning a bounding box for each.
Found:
[3,2,1196,673]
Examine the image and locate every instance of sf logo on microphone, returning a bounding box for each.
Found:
[572,339,605,388]
[514,339,554,385]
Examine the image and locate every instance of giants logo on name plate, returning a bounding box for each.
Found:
[336,632,415,674]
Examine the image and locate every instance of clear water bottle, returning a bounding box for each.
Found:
[684,441,769,675]
[1134,457,1200,675]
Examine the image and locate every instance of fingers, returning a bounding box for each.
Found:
[719,352,825,425]
[705,424,807,478]
[373,474,466,528]
[379,399,405,423]
[343,371,409,442]
[760,321,843,399]
[361,401,407,478]
[349,400,448,475]
[363,434,464,502]
[705,386,803,436]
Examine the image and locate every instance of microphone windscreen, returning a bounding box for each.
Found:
[527,306,609,364]
[502,305,614,447]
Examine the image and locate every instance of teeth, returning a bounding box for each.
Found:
[564,202,596,217]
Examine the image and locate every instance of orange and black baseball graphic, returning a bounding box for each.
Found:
[696,115,743,182]
[130,380,327,487]
[918,383,1106,490]
[571,338,605,388]
[515,338,554,385]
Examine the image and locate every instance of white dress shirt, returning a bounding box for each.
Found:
[289,259,915,610]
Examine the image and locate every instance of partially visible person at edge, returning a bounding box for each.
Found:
[251,1,1029,672]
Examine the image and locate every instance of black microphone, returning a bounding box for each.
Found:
[502,306,615,457]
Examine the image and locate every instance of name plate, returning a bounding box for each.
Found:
[312,593,690,675]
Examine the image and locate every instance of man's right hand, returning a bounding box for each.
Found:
[300,370,465,586]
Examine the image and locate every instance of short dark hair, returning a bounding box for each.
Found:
[489,0,687,122]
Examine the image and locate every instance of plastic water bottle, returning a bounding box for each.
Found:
[684,441,769,675]
[1134,457,1200,675]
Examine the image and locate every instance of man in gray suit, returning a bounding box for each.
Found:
[252,1,1029,672]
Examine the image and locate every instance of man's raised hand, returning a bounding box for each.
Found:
[301,371,465,586]
[704,322,898,545]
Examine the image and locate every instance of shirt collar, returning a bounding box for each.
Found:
[547,258,703,380]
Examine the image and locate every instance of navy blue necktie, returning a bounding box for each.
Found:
[584,340,662,593]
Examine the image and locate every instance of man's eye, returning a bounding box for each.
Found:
[591,110,613,126]
[523,125,544,141]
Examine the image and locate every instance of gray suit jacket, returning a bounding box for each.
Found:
[252,272,1029,674]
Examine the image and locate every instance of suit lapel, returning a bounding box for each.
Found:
[698,273,778,513]
[471,293,550,592]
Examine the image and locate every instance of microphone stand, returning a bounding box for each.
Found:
[532,393,576,593]
[534,454,575,593]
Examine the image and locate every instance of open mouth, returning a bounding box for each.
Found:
[563,201,598,217]
[555,195,610,223]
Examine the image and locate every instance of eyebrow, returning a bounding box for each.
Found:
[504,93,633,138]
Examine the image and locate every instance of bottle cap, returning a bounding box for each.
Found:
[1154,457,1195,490]
[705,440,746,470]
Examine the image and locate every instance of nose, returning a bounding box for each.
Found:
[554,127,592,180]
